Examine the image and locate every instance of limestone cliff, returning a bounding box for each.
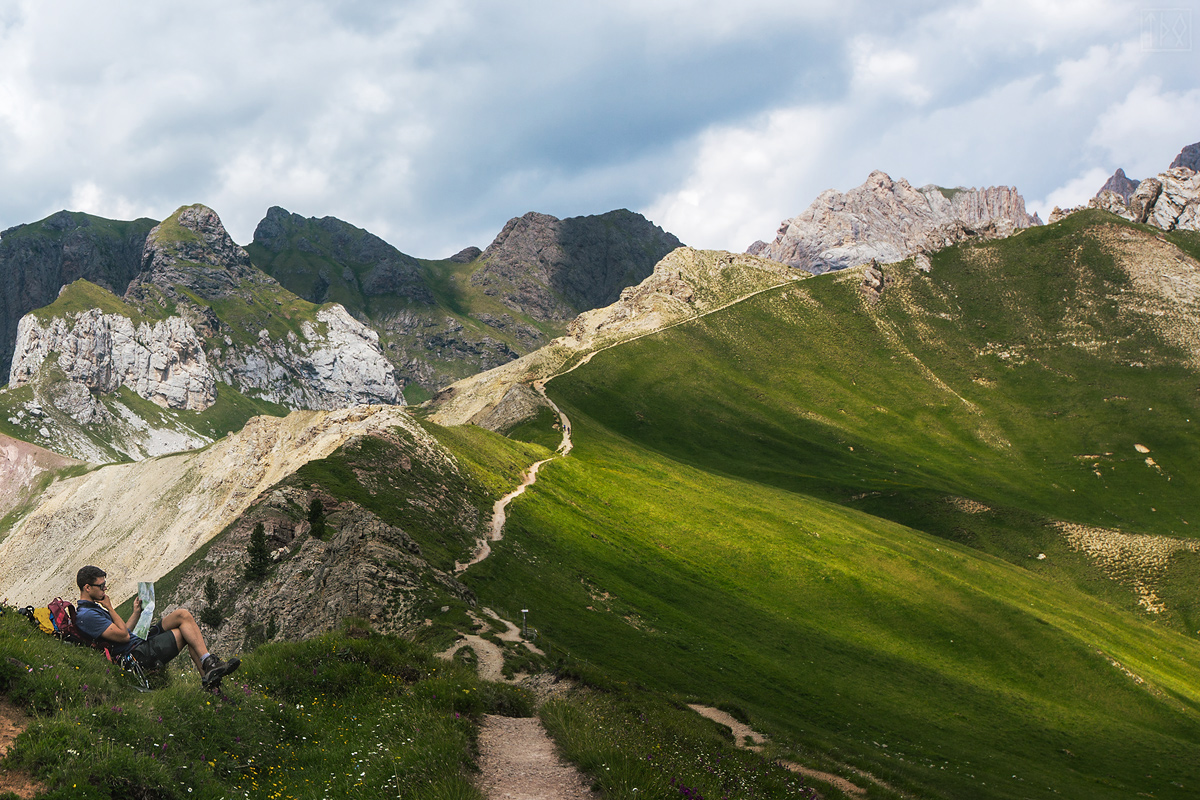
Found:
[747,171,1041,274]
[6,205,402,445]
[9,308,215,410]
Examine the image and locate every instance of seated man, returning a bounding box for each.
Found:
[74,565,240,690]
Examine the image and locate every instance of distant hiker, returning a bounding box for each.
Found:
[74,565,240,690]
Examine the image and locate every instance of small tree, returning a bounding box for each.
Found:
[308,497,327,541]
[199,575,223,627]
[203,575,219,606]
[245,522,271,581]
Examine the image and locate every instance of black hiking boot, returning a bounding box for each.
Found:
[200,654,240,690]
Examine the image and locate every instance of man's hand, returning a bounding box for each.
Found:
[132,597,143,618]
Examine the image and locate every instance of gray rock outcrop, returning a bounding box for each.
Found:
[748,171,1041,274]
[125,204,257,304]
[8,309,215,410]
[1086,141,1200,231]
[212,305,402,409]
[1088,168,1199,231]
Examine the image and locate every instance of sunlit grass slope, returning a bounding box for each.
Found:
[446,212,1200,798]
[458,416,1200,800]
[546,211,1200,623]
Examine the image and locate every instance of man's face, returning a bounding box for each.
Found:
[84,578,107,602]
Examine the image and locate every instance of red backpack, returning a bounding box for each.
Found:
[47,597,90,646]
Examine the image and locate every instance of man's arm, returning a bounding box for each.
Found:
[98,596,143,644]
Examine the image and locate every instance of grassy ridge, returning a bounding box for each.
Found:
[443,213,1200,798]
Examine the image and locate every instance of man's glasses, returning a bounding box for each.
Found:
[89,582,107,590]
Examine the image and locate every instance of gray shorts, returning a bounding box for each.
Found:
[130,623,180,669]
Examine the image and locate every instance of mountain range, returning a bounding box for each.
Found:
[2,140,1200,800]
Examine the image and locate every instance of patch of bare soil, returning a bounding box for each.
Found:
[476,714,598,800]
[1055,521,1200,613]
[0,697,43,799]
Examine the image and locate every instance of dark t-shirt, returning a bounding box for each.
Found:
[75,601,141,657]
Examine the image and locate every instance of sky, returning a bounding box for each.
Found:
[1,0,1199,259]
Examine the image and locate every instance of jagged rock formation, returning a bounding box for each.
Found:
[0,405,425,604]
[0,211,155,379]
[210,304,401,409]
[747,171,1041,274]
[1099,168,1140,202]
[429,247,803,428]
[471,209,683,322]
[1082,142,1200,232]
[126,205,257,303]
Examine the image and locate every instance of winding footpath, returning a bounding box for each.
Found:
[454,382,573,575]
[445,284,902,800]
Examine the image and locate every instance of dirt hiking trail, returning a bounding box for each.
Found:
[0,698,42,799]
[448,338,890,800]
[477,715,598,800]
[688,705,910,799]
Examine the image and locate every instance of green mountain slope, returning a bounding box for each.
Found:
[248,207,683,401]
[441,211,1200,798]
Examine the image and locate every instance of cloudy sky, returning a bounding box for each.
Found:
[1,0,1198,258]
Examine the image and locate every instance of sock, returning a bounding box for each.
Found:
[200,652,211,664]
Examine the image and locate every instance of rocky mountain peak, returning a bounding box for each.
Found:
[748,172,1040,274]
[1170,141,1200,172]
[128,204,259,304]
[1100,168,1141,202]
[471,208,683,322]
[1083,141,1200,231]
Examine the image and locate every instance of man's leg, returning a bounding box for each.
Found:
[160,607,240,688]
[160,608,210,672]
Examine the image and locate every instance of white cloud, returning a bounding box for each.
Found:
[643,106,844,250]
[67,182,159,223]
[1029,167,1111,220]
[1088,78,1200,178]
[848,38,931,106]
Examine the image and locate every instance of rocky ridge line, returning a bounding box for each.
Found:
[748,170,1041,274]
[428,247,803,429]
